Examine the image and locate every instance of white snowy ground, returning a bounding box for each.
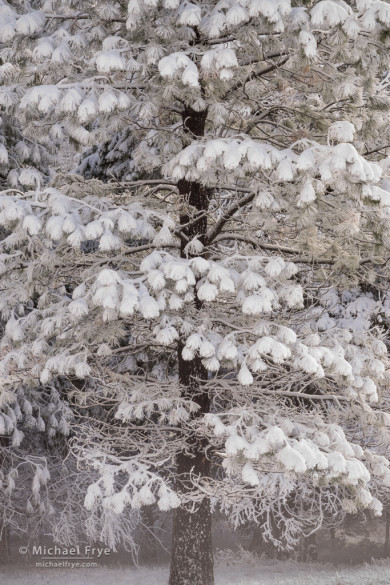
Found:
[2,558,390,585]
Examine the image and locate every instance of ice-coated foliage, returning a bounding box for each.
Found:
[2,0,390,569]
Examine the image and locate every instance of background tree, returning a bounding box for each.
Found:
[2,1,390,584]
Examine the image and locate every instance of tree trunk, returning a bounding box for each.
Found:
[0,437,10,565]
[249,522,285,560]
[0,523,10,565]
[299,533,318,562]
[384,510,390,557]
[169,454,213,585]
[168,105,214,585]
[169,352,214,585]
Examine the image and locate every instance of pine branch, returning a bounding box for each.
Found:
[119,180,178,187]
[224,55,290,97]
[45,13,127,23]
[260,390,350,402]
[364,144,390,156]
[205,191,257,244]
[239,50,288,67]
[213,233,301,255]
[213,234,387,266]
[123,242,180,255]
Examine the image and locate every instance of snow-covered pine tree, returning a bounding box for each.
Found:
[3,0,390,583]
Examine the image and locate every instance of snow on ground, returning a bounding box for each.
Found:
[2,558,390,585]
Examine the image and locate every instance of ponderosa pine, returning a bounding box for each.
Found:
[2,0,390,583]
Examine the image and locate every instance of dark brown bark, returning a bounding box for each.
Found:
[169,348,214,585]
[169,443,213,585]
[384,510,390,557]
[0,437,11,565]
[0,524,10,565]
[168,106,214,585]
